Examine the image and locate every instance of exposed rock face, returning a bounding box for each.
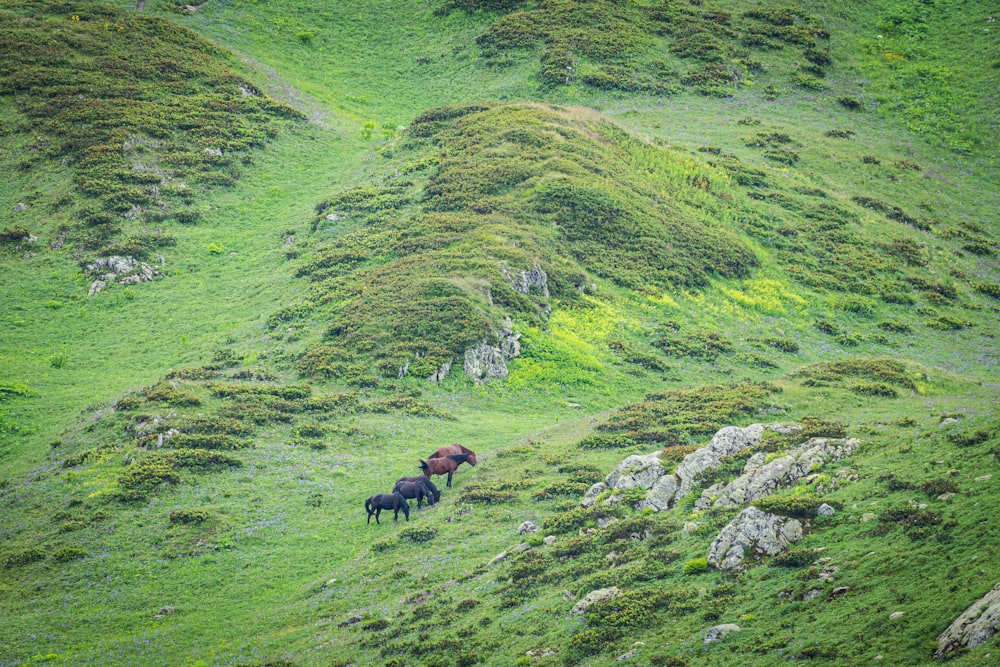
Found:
[503,262,550,298]
[85,255,162,294]
[704,623,741,644]
[636,473,679,512]
[707,507,803,571]
[570,586,620,616]
[935,583,1000,659]
[464,321,521,382]
[674,424,768,499]
[426,359,452,383]
[606,454,665,491]
[703,437,859,508]
[581,482,608,507]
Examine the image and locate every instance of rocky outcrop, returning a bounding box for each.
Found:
[464,320,521,382]
[699,437,859,509]
[707,507,803,571]
[570,586,620,616]
[704,623,741,644]
[427,359,452,383]
[637,473,679,512]
[581,482,608,508]
[606,454,665,491]
[85,255,163,295]
[503,262,550,298]
[674,424,770,499]
[935,583,1000,659]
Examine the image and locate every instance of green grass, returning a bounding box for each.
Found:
[1,0,999,666]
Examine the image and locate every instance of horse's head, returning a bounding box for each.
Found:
[466,452,478,466]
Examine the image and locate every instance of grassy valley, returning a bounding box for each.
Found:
[1,1,999,666]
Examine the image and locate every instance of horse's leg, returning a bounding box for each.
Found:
[375,507,382,525]
[393,506,399,522]
[447,470,453,488]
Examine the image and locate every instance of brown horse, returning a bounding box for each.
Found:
[365,492,410,524]
[428,443,478,467]
[419,454,471,488]
[393,475,440,508]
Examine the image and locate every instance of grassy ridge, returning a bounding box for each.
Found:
[1,0,999,666]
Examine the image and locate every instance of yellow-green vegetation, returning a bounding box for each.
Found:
[290,102,758,384]
[1,0,999,666]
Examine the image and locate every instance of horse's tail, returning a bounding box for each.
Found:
[418,459,429,473]
[364,496,372,513]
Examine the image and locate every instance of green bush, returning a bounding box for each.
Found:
[399,526,437,543]
[683,557,709,574]
[52,546,90,563]
[754,494,836,519]
[2,547,46,568]
[169,509,211,525]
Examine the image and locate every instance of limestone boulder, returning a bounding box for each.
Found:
[637,473,679,512]
[571,586,621,616]
[581,482,608,507]
[704,623,741,644]
[707,507,803,571]
[705,437,859,508]
[674,424,766,499]
[935,583,1000,659]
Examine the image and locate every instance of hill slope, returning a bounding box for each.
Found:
[1,1,999,666]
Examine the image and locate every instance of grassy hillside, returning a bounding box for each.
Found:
[1,1,999,666]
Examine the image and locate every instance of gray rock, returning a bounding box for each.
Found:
[571,586,620,616]
[581,482,608,507]
[526,648,557,659]
[517,520,539,536]
[694,482,725,510]
[675,424,765,499]
[464,321,521,382]
[464,341,509,381]
[707,507,804,571]
[889,611,905,620]
[638,473,679,511]
[88,280,107,296]
[14,202,27,211]
[427,359,452,383]
[606,454,665,491]
[936,582,1000,659]
[704,623,741,644]
[503,262,550,298]
[705,437,859,508]
[817,503,836,516]
[543,535,556,546]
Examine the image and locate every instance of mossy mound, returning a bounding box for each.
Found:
[292,103,758,383]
